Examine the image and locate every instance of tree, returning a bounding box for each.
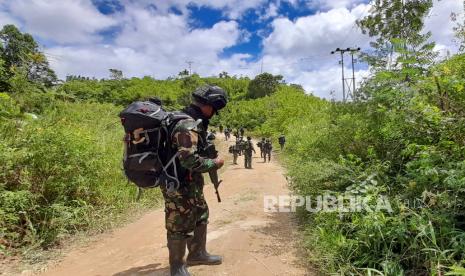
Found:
[247,73,283,99]
[0,24,56,89]
[289,83,304,92]
[178,69,189,78]
[357,0,435,76]
[27,52,57,87]
[109,68,123,80]
[219,71,230,78]
[178,74,203,106]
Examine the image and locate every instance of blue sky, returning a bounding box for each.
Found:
[0,0,462,99]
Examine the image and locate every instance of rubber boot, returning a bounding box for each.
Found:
[187,224,222,266]
[168,238,190,276]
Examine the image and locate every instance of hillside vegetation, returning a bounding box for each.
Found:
[2,0,465,274]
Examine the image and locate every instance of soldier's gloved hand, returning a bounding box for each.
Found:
[214,158,224,169]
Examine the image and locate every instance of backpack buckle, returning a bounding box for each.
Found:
[166,181,180,197]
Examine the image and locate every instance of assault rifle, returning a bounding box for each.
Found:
[202,139,222,203]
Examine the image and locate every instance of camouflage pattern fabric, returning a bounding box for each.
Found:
[244,140,255,156]
[232,145,239,164]
[244,141,255,168]
[161,173,209,240]
[171,118,216,173]
[263,141,272,162]
[163,117,217,239]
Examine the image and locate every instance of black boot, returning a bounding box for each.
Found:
[168,238,191,276]
[187,224,222,266]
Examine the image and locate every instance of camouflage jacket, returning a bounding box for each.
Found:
[244,141,255,154]
[171,117,217,174]
[264,141,272,151]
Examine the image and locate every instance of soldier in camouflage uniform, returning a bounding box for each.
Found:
[257,137,265,158]
[231,138,240,165]
[237,136,244,156]
[162,85,228,276]
[243,136,256,169]
[263,139,272,162]
[278,134,286,150]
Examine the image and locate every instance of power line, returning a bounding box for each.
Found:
[331,47,361,102]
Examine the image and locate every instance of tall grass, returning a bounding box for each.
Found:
[0,101,162,256]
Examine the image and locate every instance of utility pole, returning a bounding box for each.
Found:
[260,58,263,74]
[186,61,193,75]
[331,47,360,102]
[350,49,358,99]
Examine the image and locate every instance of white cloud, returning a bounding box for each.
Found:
[259,3,372,98]
[192,0,268,19]
[258,2,279,21]
[114,4,243,75]
[424,0,463,54]
[264,4,370,63]
[7,0,117,44]
[0,1,18,27]
[48,45,163,79]
[39,1,375,99]
[1,0,461,100]
[47,2,245,80]
[120,0,267,19]
[291,66,370,99]
[0,10,18,28]
[316,0,367,9]
[286,0,367,10]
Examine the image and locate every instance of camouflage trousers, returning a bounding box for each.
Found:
[244,152,253,168]
[160,173,209,240]
[233,151,238,164]
[263,150,271,162]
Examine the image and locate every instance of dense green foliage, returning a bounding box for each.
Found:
[0,25,56,90]
[1,101,163,252]
[213,2,465,274]
[217,54,465,275]
[286,54,465,275]
[246,72,283,99]
[2,1,465,273]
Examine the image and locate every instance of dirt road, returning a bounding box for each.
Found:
[39,137,311,276]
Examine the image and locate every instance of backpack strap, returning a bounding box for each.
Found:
[156,112,198,193]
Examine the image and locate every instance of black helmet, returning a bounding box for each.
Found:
[192,85,228,111]
[247,136,251,140]
[148,96,162,105]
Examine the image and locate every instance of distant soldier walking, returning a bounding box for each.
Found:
[263,139,272,162]
[239,127,245,137]
[257,137,265,158]
[244,136,255,169]
[278,134,286,150]
[231,141,238,165]
[224,128,230,141]
[237,136,244,156]
[231,136,243,164]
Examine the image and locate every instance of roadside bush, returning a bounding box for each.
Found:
[0,102,161,253]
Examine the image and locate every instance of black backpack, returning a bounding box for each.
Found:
[119,101,190,189]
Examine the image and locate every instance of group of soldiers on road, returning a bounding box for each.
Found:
[221,125,245,141]
[221,125,286,169]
